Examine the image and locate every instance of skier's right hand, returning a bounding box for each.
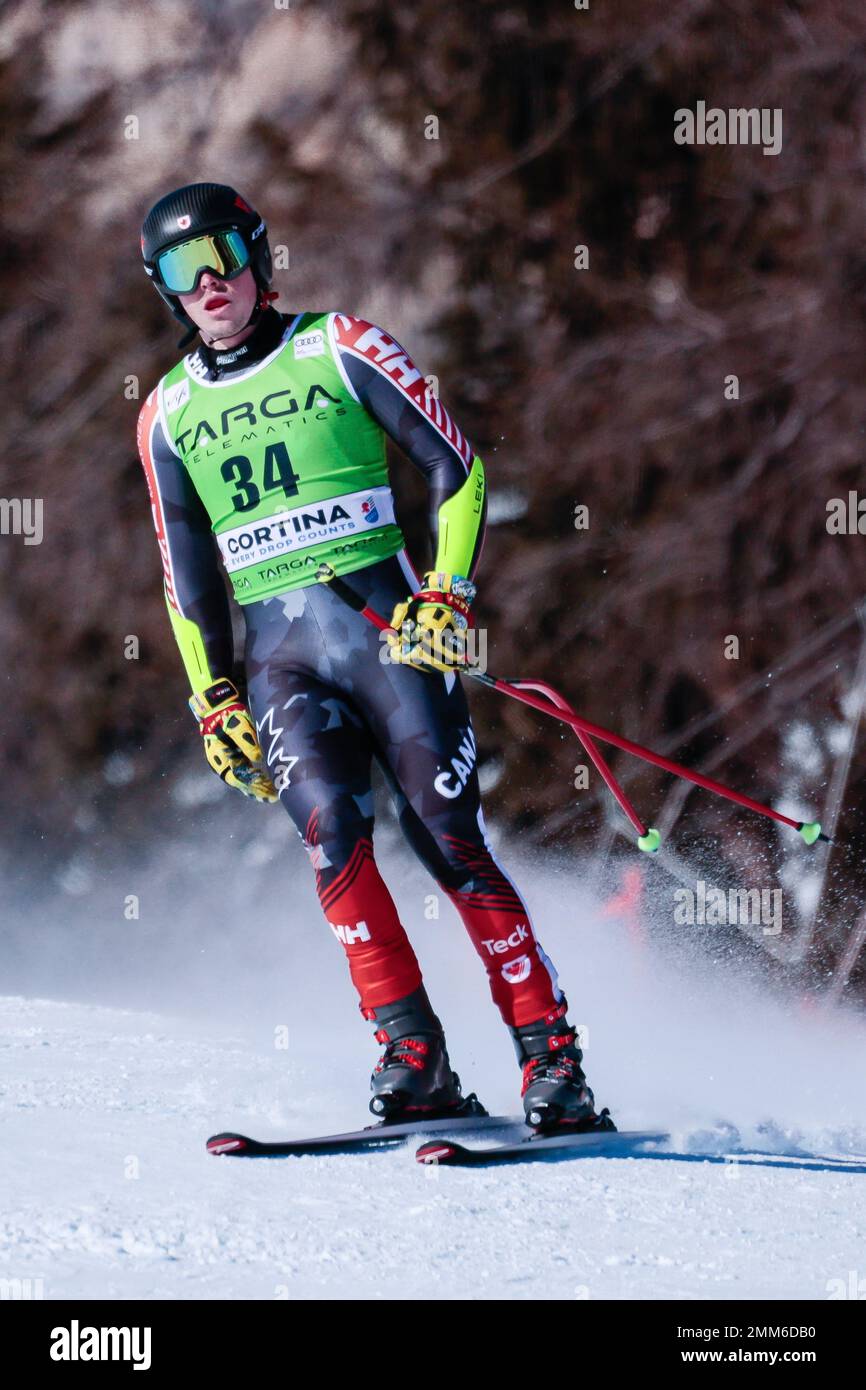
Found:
[189,678,278,803]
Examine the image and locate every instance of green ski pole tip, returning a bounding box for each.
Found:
[637,828,661,853]
[798,821,822,846]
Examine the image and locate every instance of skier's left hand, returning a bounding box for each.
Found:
[386,571,476,673]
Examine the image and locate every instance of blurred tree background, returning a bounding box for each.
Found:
[2,0,866,996]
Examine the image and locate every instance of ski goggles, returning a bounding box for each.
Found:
[154,230,250,294]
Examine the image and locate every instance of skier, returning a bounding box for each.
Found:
[137,182,611,1132]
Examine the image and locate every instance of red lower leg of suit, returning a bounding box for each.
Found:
[312,834,562,1029]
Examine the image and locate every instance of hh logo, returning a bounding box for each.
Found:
[330,919,371,945]
[481,923,529,956]
[333,315,473,466]
[501,954,531,985]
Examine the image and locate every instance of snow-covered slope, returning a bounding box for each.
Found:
[4,846,866,1300]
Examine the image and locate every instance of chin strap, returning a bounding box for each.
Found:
[239,287,281,335]
[235,287,279,339]
[177,288,280,351]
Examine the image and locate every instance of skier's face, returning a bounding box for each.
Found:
[178,265,258,343]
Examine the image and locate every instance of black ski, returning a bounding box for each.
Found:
[207,1101,524,1158]
[415,1128,670,1167]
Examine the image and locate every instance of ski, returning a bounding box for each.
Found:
[207,1103,524,1158]
[415,1127,670,1167]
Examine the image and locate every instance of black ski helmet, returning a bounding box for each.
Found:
[140,182,273,342]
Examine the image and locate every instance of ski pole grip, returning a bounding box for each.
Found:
[315,562,360,607]
[315,562,391,630]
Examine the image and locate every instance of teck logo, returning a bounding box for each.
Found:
[481,923,529,956]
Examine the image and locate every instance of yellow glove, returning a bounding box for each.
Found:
[386,571,477,673]
[189,678,278,803]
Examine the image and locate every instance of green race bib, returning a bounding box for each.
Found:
[157,312,405,603]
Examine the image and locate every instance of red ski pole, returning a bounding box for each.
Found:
[315,565,829,852]
[314,567,650,838]
[507,677,648,839]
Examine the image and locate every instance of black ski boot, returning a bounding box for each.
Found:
[365,985,486,1122]
[510,1002,616,1133]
